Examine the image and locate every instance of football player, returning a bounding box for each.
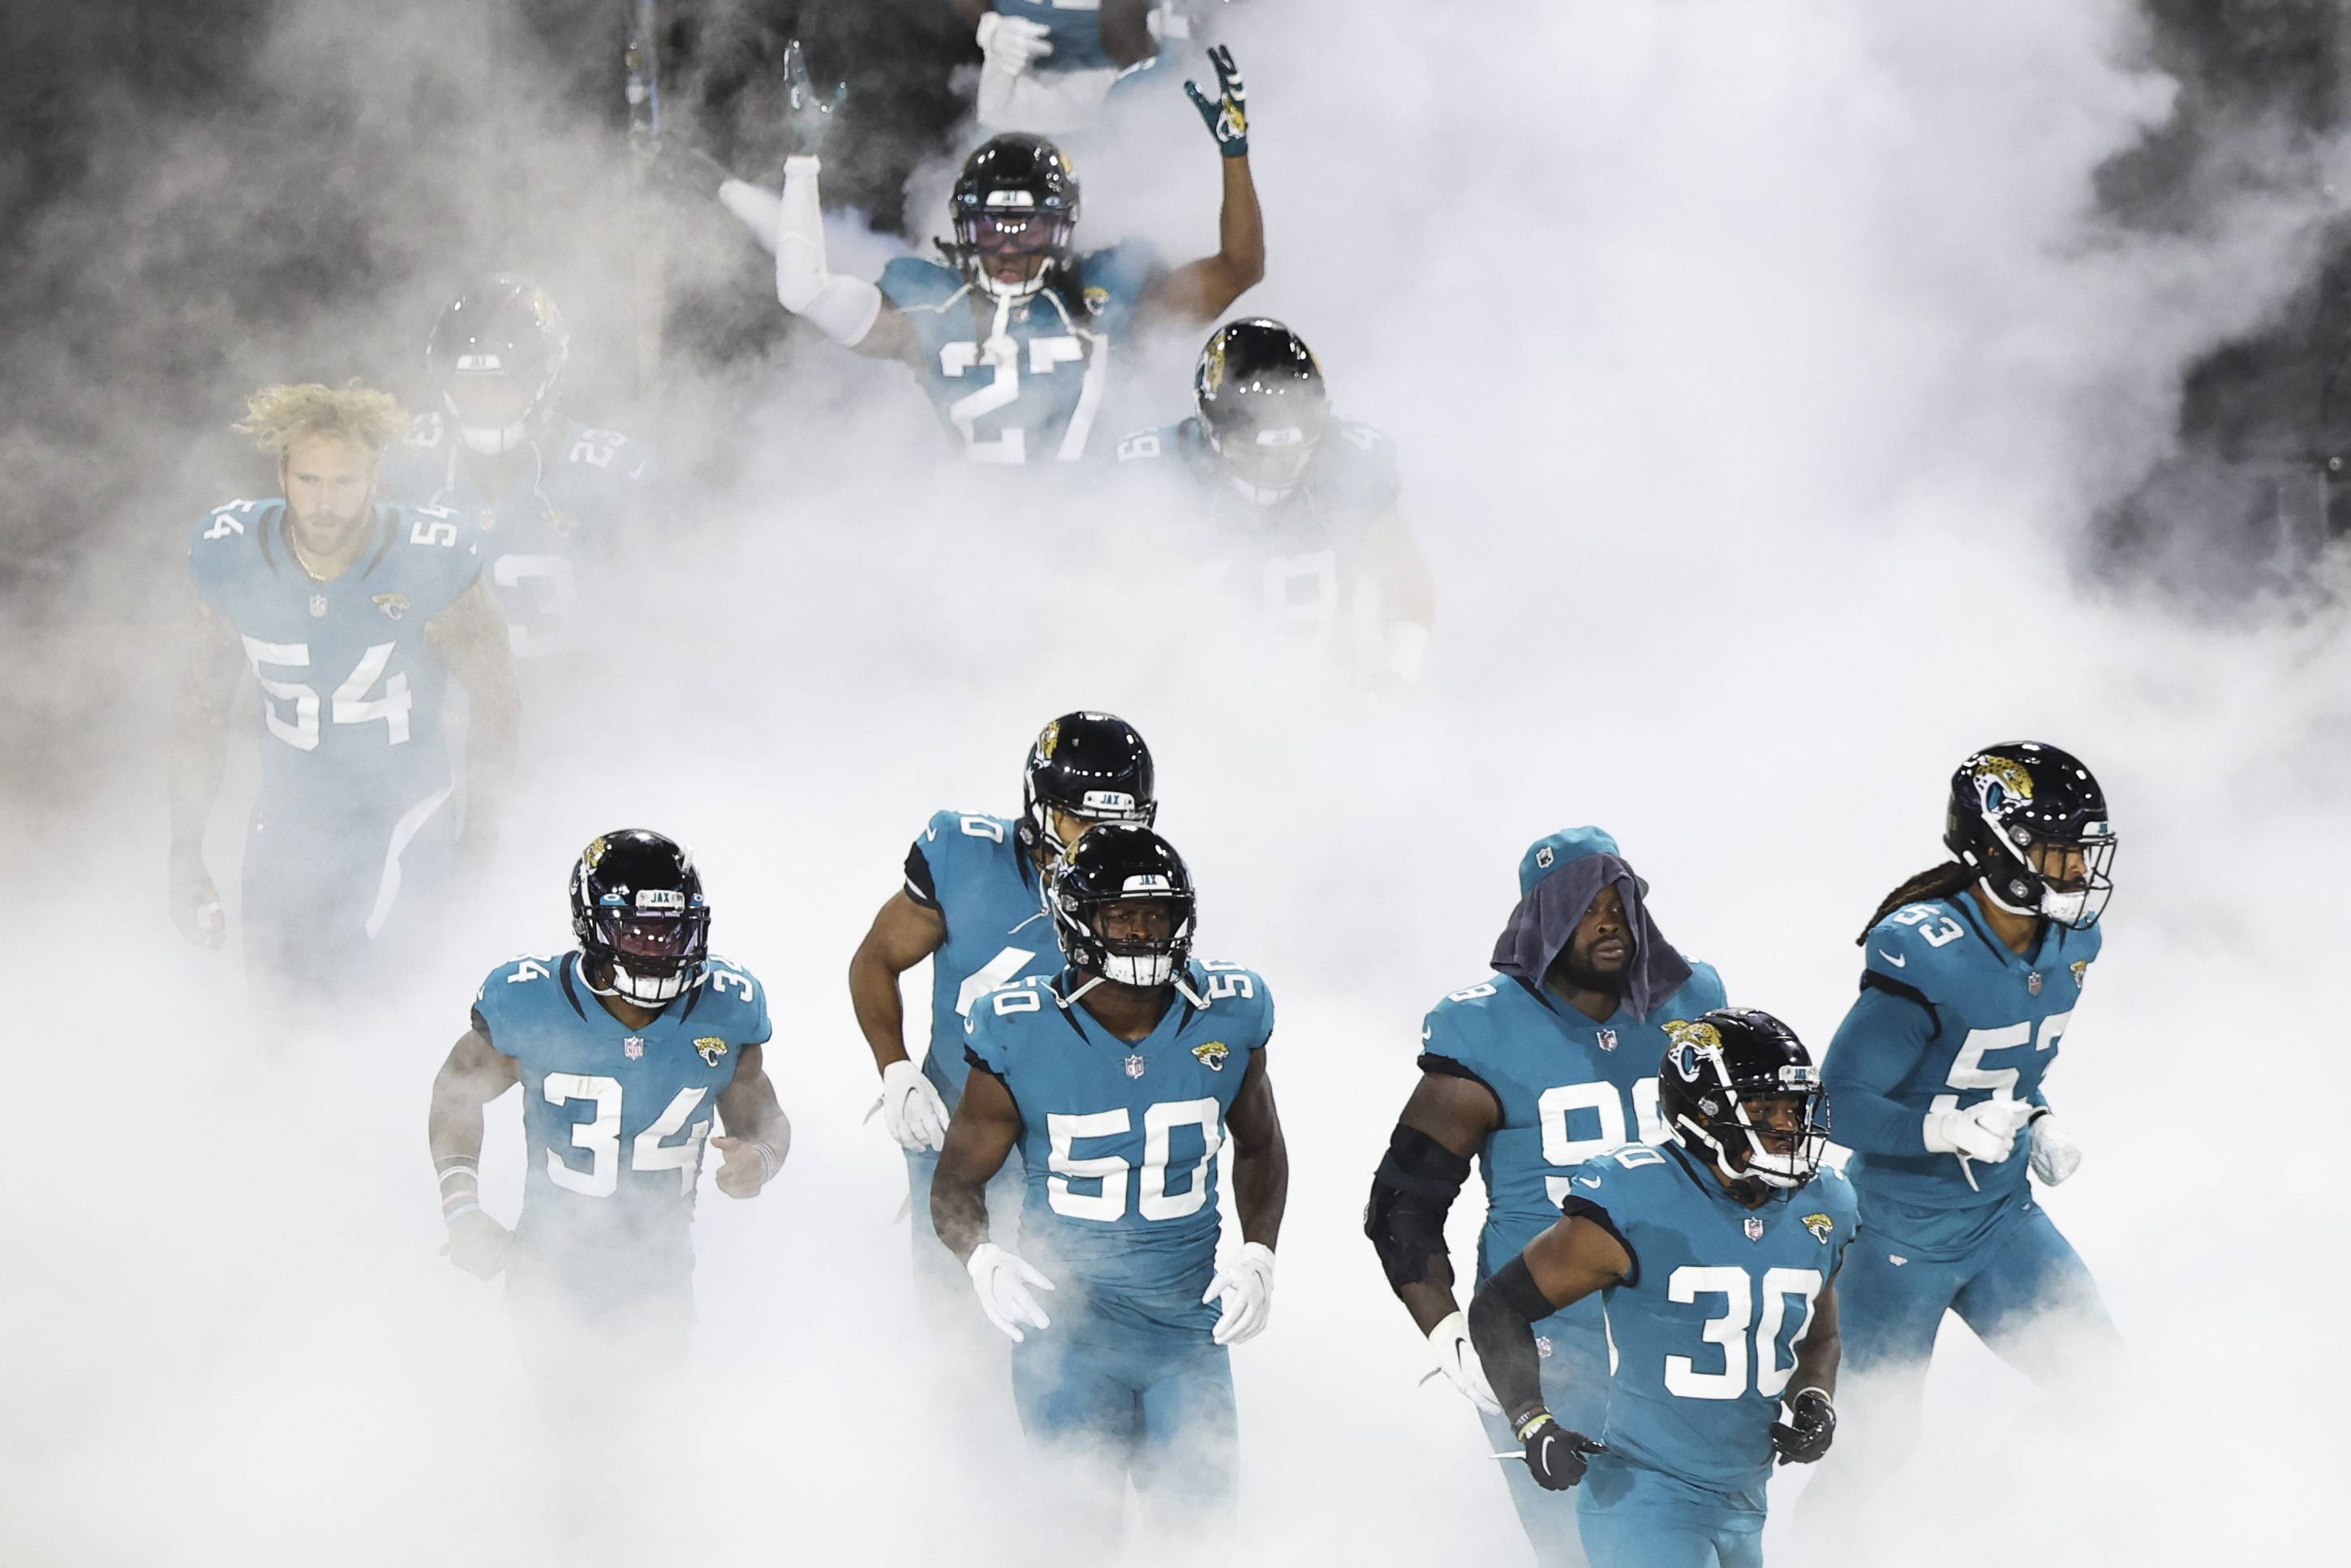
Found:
[381,274,655,661]
[1804,744,2121,1517]
[1116,319,1435,683]
[850,712,1158,1319]
[1367,827,1726,1567]
[955,0,1167,136]
[1468,1010,1854,1568]
[716,41,1262,465]
[932,824,1287,1539]
[169,382,518,997]
[428,831,787,1399]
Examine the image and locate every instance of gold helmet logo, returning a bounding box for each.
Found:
[1201,335,1228,395]
[583,835,609,869]
[1664,1019,1724,1053]
[1971,754,2035,810]
[1037,719,1061,762]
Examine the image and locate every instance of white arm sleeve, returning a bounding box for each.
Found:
[719,156,882,348]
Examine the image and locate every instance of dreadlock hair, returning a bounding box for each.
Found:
[234,380,409,458]
[1857,861,1978,943]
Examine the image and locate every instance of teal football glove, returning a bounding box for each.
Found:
[1184,46,1249,157]
[782,39,847,160]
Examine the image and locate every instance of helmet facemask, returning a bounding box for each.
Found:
[1670,1059,1829,1193]
[1055,886,1196,988]
[956,198,1074,302]
[1206,408,1328,505]
[569,832,711,1009]
[445,366,561,456]
[1971,821,2116,932]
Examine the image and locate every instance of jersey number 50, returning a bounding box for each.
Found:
[1046,1099,1222,1223]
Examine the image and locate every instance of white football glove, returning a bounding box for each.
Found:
[1203,1242,1276,1347]
[1427,1311,1501,1413]
[976,11,1055,71]
[879,1059,949,1152]
[2029,1112,2082,1185]
[1923,1098,2033,1164]
[967,1243,1056,1342]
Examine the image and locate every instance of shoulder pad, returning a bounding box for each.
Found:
[880,255,963,310]
[1675,960,1728,1015]
[476,952,564,1005]
[190,497,269,553]
[1082,236,1163,299]
[1862,900,1978,994]
[1113,425,1180,466]
[406,410,448,451]
[1419,977,1507,1059]
[1193,959,1273,1022]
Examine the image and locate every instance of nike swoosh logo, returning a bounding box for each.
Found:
[1878,950,1907,968]
[1576,1176,1602,1188]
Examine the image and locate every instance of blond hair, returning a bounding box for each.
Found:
[234,380,409,458]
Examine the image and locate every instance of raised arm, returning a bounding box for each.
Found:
[427,1025,520,1279]
[715,43,916,363]
[428,578,518,849]
[1137,49,1263,330]
[165,600,246,945]
[711,1044,791,1199]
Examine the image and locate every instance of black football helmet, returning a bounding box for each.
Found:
[1195,319,1330,503]
[569,829,710,1007]
[949,134,1080,301]
[1022,711,1157,861]
[1049,823,1197,988]
[1942,742,2115,930]
[426,273,569,456]
[1657,1009,1829,1194]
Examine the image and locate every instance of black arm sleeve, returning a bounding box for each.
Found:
[1365,1123,1473,1291]
[1468,1254,1557,1423]
[904,841,941,909]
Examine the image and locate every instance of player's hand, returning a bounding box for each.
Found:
[442,1208,513,1281]
[976,11,1054,72]
[711,1135,782,1198]
[169,849,226,948]
[2028,1112,2082,1185]
[1515,1411,1605,1491]
[1184,46,1249,158]
[1427,1311,1501,1413]
[1769,1386,1836,1465]
[1203,1240,1276,1346]
[782,39,847,160]
[879,1059,949,1152]
[1923,1098,2032,1163]
[966,1241,1056,1342]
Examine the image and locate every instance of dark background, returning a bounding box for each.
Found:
[2,0,2349,624]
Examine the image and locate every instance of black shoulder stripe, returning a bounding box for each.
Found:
[1859,969,1939,1033]
[963,1046,1006,1084]
[469,1004,492,1043]
[1559,1195,1640,1290]
[903,842,941,909]
[556,959,589,1021]
[1418,1053,1500,1102]
[678,982,706,1022]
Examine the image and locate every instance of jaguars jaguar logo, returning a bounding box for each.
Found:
[372,591,410,621]
[694,1036,729,1067]
[583,835,609,869]
[1201,334,1228,394]
[1970,754,2035,812]
[1192,1040,1231,1072]
[1082,286,1111,317]
[1665,1018,1723,1083]
[1037,719,1061,762]
[2071,959,2091,990]
[1802,1212,1835,1244]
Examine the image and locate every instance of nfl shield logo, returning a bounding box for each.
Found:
[308,593,328,617]
[1535,1335,1554,1360]
[623,1037,645,1059]
[2027,971,2044,996]
[1124,1054,1147,1080]
[1596,1028,1618,1053]
[1744,1216,1765,1242]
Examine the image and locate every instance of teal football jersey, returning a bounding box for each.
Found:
[879,242,1158,464]
[187,498,481,808]
[472,951,772,1276]
[381,415,653,659]
[1827,891,2100,1217]
[1420,964,1728,1284]
[963,960,1274,1331]
[904,810,1058,1110]
[1114,416,1403,647]
[1575,1142,1858,1497]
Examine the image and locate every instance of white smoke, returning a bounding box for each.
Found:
[5,1,2346,1563]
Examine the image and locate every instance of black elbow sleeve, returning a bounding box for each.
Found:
[1365,1124,1474,1291]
